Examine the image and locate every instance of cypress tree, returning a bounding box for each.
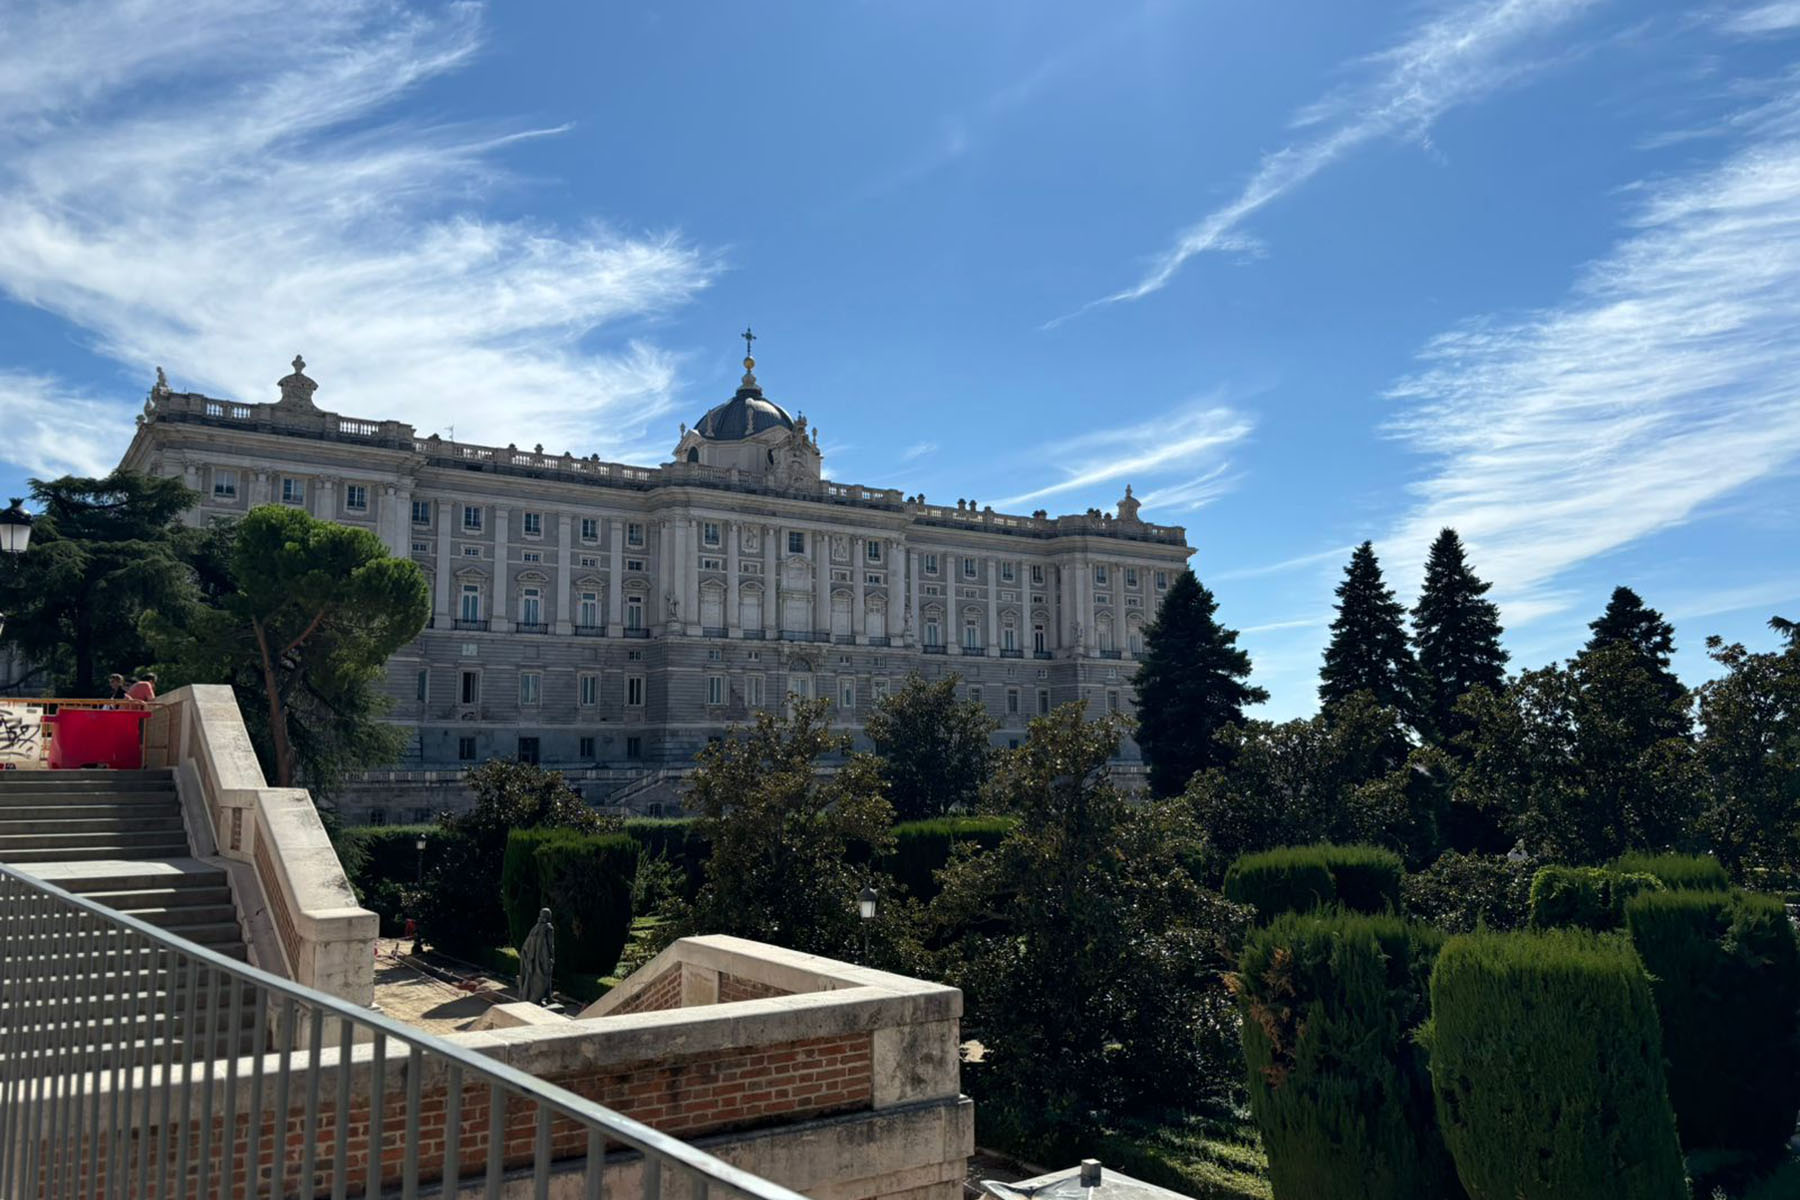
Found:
[1584,586,1686,729]
[1411,528,1508,740]
[1131,570,1267,797]
[1320,541,1417,717]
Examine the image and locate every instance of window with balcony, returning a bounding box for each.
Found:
[212,470,238,500]
[519,588,542,628]
[459,584,482,623]
[345,484,368,512]
[625,595,644,631]
[924,618,941,646]
[578,592,599,629]
[1001,625,1018,651]
[1034,623,1047,653]
[963,618,981,649]
[412,500,431,526]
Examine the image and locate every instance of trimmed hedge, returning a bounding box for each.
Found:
[501,829,640,975]
[1224,845,1403,923]
[622,818,709,898]
[1234,912,1455,1200]
[1527,865,1663,931]
[1613,852,1729,892]
[1423,930,1685,1200]
[338,825,460,936]
[881,816,1015,902]
[1624,888,1800,1157]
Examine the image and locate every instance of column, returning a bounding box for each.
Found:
[726,522,740,636]
[1077,557,1093,656]
[607,520,624,637]
[382,484,409,557]
[1114,562,1126,656]
[655,519,672,634]
[434,500,453,622]
[554,513,573,635]
[684,517,701,635]
[907,548,921,648]
[852,538,866,642]
[986,558,999,655]
[813,533,830,636]
[763,524,777,635]
[251,470,274,506]
[314,475,338,523]
[492,506,511,631]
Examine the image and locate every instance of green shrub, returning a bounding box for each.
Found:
[1400,851,1535,934]
[534,833,640,976]
[882,816,1015,902]
[1624,888,1800,1157]
[1225,845,1402,923]
[1527,865,1663,931]
[622,818,709,898]
[1423,930,1685,1200]
[1234,912,1455,1200]
[500,828,575,948]
[339,825,457,935]
[1613,851,1729,892]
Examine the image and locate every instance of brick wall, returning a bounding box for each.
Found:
[43,1032,873,1197]
[717,972,790,1002]
[610,963,682,1013]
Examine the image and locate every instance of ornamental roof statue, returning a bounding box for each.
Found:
[275,354,319,411]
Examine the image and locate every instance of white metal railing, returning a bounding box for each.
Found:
[0,864,812,1200]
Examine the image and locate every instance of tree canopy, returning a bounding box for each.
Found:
[1584,586,1686,736]
[1411,528,1507,741]
[1320,541,1418,718]
[1131,570,1267,796]
[862,673,995,819]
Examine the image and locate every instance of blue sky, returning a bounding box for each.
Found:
[1,0,1797,717]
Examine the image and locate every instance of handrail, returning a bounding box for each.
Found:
[0,862,812,1200]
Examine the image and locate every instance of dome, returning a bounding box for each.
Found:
[694,386,794,441]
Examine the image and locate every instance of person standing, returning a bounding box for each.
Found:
[125,673,157,705]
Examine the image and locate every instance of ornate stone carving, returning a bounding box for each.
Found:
[275,355,319,411]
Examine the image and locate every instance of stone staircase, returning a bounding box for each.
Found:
[0,768,258,1064]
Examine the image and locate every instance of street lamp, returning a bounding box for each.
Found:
[412,835,428,956]
[0,498,33,642]
[858,884,878,961]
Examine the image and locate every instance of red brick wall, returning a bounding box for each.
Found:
[610,963,683,1014]
[49,1032,873,1197]
[718,972,791,1002]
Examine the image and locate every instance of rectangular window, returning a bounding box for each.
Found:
[702,521,721,547]
[1107,689,1120,713]
[578,592,599,628]
[1125,567,1138,589]
[626,558,645,573]
[708,675,725,706]
[415,669,428,702]
[626,595,644,630]
[521,551,541,563]
[1094,564,1108,586]
[579,673,598,706]
[707,648,723,662]
[925,618,941,646]
[580,517,598,541]
[1007,687,1020,715]
[1155,570,1168,589]
[460,670,479,705]
[1033,624,1046,654]
[1031,564,1044,585]
[626,676,645,707]
[367,809,387,827]
[788,530,805,554]
[412,542,429,554]
[412,500,431,525]
[1002,626,1018,651]
[523,511,542,537]
[626,736,642,760]
[462,505,483,531]
[872,677,889,703]
[969,686,983,706]
[840,678,855,710]
[745,674,764,708]
[962,557,978,578]
[212,470,238,499]
[1037,689,1051,716]
[519,672,541,706]
[459,584,481,622]
[579,736,596,758]
[866,573,883,585]
[627,522,645,547]
[458,735,477,761]
[700,557,722,571]
[923,553,938,574]
[462,546,481,558]
[281,477,305,505]
[866,540,882,562]
[520,588,542,626]
[516,736,539,765]
[579,555,599,568]
[1001,561,1015,582]
[963,620,981,649]
[344,484,368,512]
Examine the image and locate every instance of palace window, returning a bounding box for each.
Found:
[462,505,483,532]
[703,521,721,547]
[523,511,542,537]
[459,584,482,622]
[212,470,238,500]
[1094,564,1108,585]
[1037,689,1051,715]
[1033,623,1046,653]
[626,676,645,707]
[924,617,942,646]
[459,669,479,705]
[517,737,539,764]
[962,557,978,579]
[579,555,599,568]
[462,546,481,558]
[1031,564,1044,585]
[708,675,725,706]
[412,500,431,526]
[345,484,367,512]
[522,551,541,563]
[923,553,938,574]
[626,522,645,547]
[625,595,644,630]
[519,672,541,706]
[788,530,806,554]
[745,674,765,708]
[579,736,596,758]
[1001,625,1018,651]
[519,588,542,627]
[963,617,981,649]
[866,541,882,562]
[1155,570,1168,589]
[1001,561,1015,582]
[701,557,723,571]
[578,592,599,628]
[281,477,305,505]
[840,678,855,710]
[580,517,598,541]
[579,674,598,706]
[626,558,645,572]
[872,677,889,703]
[626,737,642,760]
[969,686,983,706]
[412,542,429,554]
[1107,690,1121,713]
[415,669,428,702]
[1125,567,1138,589]
[457,735,476,761]
[1007,687,1020,715]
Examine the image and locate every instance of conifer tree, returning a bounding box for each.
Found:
[1320,541,1417,718]
[1411,528,1508,739]
[1132,571,1267,796]
[1582,585,1688,739]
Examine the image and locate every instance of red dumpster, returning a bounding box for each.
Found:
[45,708,152,770]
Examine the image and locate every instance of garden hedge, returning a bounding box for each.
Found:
[1526,865,1662,931]
[622,818,710,897]
[1224,845,1403,923]
[1612,852,1729,892]
[1235,912,1456,1200]
[501,828,640,976]
[881,816,1015,902]
[338,825,459,936]
[1624,888,1800,1157]
[1423,930,1685,1200]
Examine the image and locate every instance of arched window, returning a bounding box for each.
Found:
[686,447,699,463]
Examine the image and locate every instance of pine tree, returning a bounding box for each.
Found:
[1131,570,1267,796]
[1411,528,1508,739]
[1320,541,1417,717]
[1582,586,1688,739]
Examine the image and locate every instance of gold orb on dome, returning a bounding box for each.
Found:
[743,356,756,370]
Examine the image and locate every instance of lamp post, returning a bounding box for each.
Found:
[0,498,34,642]
[858,883,878,962]
[412,834,428,956]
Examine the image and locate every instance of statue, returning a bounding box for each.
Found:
[275,354,319,410]
[666,592,680,620]
[518,908,555,1005]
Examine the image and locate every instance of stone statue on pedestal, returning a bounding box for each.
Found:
[518,908,555,1005]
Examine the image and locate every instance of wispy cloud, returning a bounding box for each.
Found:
[996,400,1252,511]
[1057,0,1598,323]
[0,1,715,476]
[901,441,939,462]
[1723,1,1800,35]
[1386,76,1800,624]
[0,370,125,479]
[1214,543,1358,582]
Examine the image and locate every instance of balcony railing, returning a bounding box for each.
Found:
[1034,650,1054,660]
[832,634,855,645]
[702,627,728,639]
[866,635,891,647]
[451,617,489,632]
[624,627,650,639]
[922,645,947,655]
[740,629,767,640]
[999,648,1023,659]
[1099,649,1123,659]
[574,623,606,637]
[959,645,986,656]
[0,864,808,1200]
[516,621,549,634]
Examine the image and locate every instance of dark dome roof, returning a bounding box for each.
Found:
[696,386,794,441]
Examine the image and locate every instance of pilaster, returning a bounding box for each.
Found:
[434,501,453,621]
[986,558,999,656]
[492,506,512,632]
[853,538,866,642]
[554,513,573,635]
[607,520,624,637]
[726,522,741,636]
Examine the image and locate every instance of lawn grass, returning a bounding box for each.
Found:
[978,1104,1269,1200]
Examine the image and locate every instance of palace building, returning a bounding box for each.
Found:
[119,345,1193,818]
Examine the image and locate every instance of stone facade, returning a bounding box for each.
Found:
[118,354,1193,819]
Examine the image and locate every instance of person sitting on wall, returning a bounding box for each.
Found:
[125,672,157,705]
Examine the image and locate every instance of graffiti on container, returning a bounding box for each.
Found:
[0,708,43,763]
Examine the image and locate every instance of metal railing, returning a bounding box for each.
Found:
[0,864,810,1200]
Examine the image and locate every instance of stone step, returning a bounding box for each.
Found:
[0,768,171,782]
[4,937,249,970]
[27,860,227,894]
[0,827,191,849]
[0,790,178,808]
[0,815,184,835]
[0,1028,263,1072]
[78,884,233,911]
[0,846,191,865]
[114,903,240,931]
[0,775,175,791]
[0,803,183,822]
